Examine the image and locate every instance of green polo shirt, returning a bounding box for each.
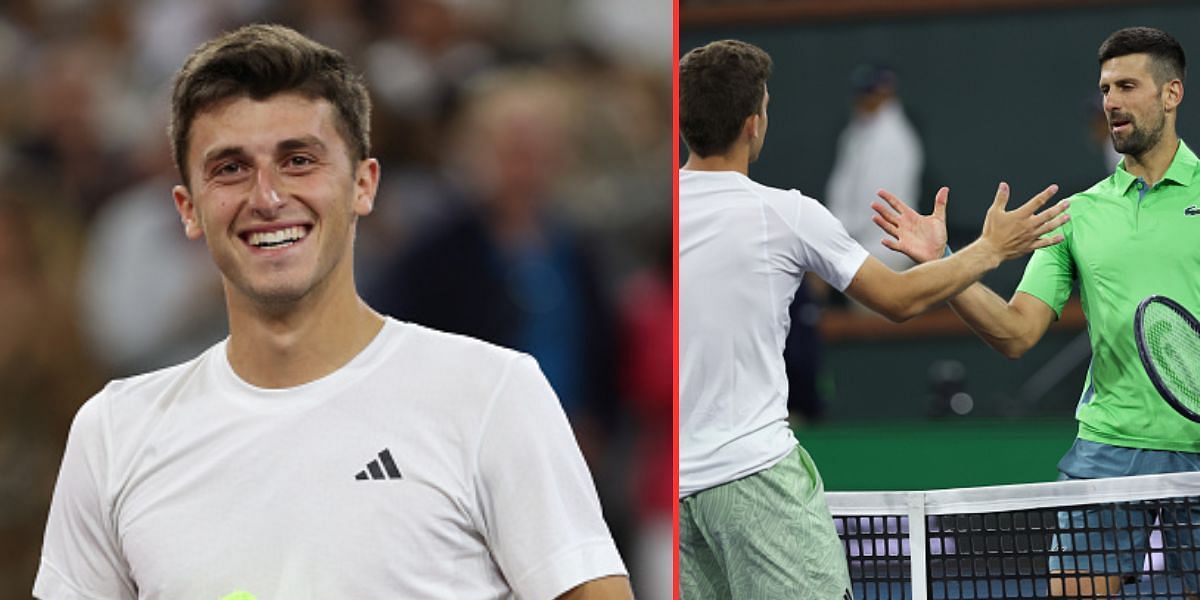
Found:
[1018,140,1200,453]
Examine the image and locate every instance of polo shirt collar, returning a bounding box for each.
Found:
[1113,139,1198,194]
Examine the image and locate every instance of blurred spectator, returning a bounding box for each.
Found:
[76,105,226,377]
[367,69,619,453]
[0,181,103,597]
[826,63,924,274]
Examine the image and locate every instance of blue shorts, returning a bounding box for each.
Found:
[1048,439,1200,589]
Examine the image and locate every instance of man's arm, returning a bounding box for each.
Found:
[844,183,1068,322]
[555,575,633,599]
[870,185,1061,357]
[944,287,1057,359]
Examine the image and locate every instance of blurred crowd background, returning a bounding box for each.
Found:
[0,0,671,596]
[681,1,1200,492]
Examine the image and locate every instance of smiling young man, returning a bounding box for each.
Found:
[34,24,629,600]
[873,27,1200,598]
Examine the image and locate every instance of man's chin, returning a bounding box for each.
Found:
[231,280,312,308]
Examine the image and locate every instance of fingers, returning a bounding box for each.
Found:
[1014,183,1060,216]
[871,200,902,224]
[1034,206,1071,237]
[1037,198,1070,220]
[873,214,900,239]
[932,186,949,221]
[876,189,915,215]
[881,237,901,252]
[1030,234,1066,250]
[991,182,1011,211]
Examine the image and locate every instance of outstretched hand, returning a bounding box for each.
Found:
[978,182,1069,261]
[872,187,949,264]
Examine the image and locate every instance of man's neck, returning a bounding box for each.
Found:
[223,270,384,389]
[1123,131,1180,186]
[682,146,750,175]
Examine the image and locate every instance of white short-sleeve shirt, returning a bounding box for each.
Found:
[680,169,869,498]
[34,319,625,599]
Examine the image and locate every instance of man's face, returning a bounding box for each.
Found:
[749,86,769,163]
[173,93,378,307]
[1099,53,1170,157]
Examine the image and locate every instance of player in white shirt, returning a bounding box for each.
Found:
[679,39,1069,598]
[35,24,630,600]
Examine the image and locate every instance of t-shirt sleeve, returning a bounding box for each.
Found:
[34,390,136,600]
[1015,220,1076,319]
[472,355,627,600]
[791,193,871,291]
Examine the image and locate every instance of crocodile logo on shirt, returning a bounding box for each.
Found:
[1186,205,1200,216]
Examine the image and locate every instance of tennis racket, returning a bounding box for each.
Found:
[1134,295,1200,423]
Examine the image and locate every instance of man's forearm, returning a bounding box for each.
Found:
[555,575,633,600]
[947,284,1040,359]
[884,239,1003,321]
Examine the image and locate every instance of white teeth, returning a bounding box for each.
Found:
[247,226,307,248]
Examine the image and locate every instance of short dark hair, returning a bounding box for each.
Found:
[1098,26,1186,86]
[170,24,371,185]
[680,40,772,158]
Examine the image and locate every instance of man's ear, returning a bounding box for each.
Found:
[352,158,381,217]
[1164,79,1184,113]
[173,185,204,240]
[743,113,761,141]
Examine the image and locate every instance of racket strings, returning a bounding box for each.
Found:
[1144,303,1200,413]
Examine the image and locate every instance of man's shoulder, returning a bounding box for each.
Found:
[96,346,216,407]
[67,347,218,447]
[1062,174,1123,209]
[387,320,528,375]
[680,169,812,205]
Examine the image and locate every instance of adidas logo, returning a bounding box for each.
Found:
[355,448,403,481]
[1186,205,1200,216]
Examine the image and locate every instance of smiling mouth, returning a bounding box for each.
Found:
[243,225,310,249]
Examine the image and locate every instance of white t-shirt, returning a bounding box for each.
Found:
[679,170,869,498]
[34,319,626,600]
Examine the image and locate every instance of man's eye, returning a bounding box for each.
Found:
[216,163,243,176]
[288,155,315,167]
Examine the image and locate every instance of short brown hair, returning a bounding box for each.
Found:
[1099,26,1187,86]
[680,40,772,158]
[169,24,371,185]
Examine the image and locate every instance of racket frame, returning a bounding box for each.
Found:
[1134,294,1200,423]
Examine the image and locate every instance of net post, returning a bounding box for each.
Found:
[907,492,929,600]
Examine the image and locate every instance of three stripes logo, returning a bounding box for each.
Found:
[355,448,403,481]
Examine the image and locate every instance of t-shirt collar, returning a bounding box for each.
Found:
[1113,139,1197,194]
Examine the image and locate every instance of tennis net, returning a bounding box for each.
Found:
[827,471,1200,599]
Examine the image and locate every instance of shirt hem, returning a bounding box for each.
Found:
[1078,428,1200,453]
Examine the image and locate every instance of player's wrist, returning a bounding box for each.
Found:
[963,238,1003,270]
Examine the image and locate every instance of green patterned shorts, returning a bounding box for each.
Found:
[679,445,852,599]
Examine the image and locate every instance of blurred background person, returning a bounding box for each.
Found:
[0,1,670,597]
[826,63,924,275]
[367,71,619,457]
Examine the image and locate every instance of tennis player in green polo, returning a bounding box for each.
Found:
[873,26,1200,599]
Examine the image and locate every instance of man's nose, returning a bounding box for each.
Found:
[250,168,285,216]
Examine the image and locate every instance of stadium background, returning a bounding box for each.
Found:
[0,0,670,597]
[680,0,1200,491]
